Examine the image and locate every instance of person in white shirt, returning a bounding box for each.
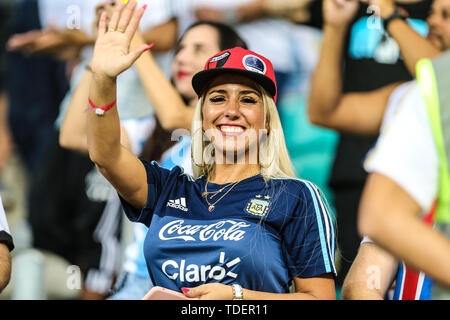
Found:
[0,196,14,293]
[308,0,450,299]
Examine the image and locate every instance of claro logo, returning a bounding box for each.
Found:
[158,219,250,242]
[162,252,240,282]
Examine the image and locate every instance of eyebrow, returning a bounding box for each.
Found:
[208,89,262,97]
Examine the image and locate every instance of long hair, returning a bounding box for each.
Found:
[191,85,296,181]
[140,21,248,162]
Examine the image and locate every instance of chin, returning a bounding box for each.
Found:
[175,83,195,100]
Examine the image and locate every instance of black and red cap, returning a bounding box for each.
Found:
[192,47,278,103]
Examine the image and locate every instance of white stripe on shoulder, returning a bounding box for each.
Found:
[303,180,336,274]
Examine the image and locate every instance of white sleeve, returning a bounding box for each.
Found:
[360,236,374,245]
[364,82,439,213]
[0,195,14,251]
[0,196,10,235]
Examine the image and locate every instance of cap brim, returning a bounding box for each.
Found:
[192,68,277,99]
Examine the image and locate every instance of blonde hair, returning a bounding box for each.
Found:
[191,85,296,181]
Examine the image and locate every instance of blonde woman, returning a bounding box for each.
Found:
[86,1,336,299]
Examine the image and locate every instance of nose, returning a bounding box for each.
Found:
[224,97,241,120]
[174,47,192,66]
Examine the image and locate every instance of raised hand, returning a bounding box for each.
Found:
[90,0,152,80]
[323,0,359,28]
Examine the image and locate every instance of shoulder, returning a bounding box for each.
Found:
[268,177,326,205]
[141,159,193,178]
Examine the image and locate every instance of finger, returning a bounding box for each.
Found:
[98,11,108,36]
[181,285,205,298]
[108,1,125,31]
[124,3,147,39]
[125,42,154,64]
[117,0,137,33]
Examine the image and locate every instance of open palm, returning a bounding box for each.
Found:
[90,0,151,79]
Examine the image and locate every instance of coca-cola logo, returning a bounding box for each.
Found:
[158,219,250,242]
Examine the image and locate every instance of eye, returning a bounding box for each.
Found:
[240,96,258,104]
[444,10,450,19]
[209,96,226,103]
[194,44,206,55]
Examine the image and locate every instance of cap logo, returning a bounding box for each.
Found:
[208,52,230,69]
[242,55,266,75]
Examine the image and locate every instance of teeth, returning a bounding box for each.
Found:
[220,126,244,133]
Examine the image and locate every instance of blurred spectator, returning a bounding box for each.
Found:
[5,0,71,174]
[358,50,450,299]
[309,0,447,299]
[0,0,15,212]
[304,0,432,289]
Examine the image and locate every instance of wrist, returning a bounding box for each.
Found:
[323,23,348,37]
[91,71,116,88]
[383,6,408,32]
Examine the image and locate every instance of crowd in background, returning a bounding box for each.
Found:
[0,0,447,300]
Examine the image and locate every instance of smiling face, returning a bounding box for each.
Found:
[427,0,450,50]
[201,74,267,163]
[172,25,222,101]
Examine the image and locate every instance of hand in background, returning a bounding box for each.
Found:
[323,0,359,28]
[7,27,93,61]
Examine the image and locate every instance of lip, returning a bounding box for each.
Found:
[176,71,191,80]
[216,123,247,136]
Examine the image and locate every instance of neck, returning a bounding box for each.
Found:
[209,163,260,185]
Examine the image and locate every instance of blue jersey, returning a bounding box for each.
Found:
[120,160,336,293]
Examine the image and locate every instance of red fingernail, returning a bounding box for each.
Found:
[143,4,147,10]
[181,287,190,294]
[145,42,154,51]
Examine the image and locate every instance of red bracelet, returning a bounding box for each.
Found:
[86,97,117,116]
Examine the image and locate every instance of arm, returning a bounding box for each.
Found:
[358,173,450,287]
[0,93,12,172]
[59,70,92,154]
[0,243,11,293]
[141,18,178,53]
[87,1,152,209]
[308,0,401,135]
[365,0,441,77]
[183,274,336,300]
[195,0,314,24]
[132,33,195,130]
[7,28,94,61]
[341,242,398,300]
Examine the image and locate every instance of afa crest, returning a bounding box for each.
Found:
[245,195,271,217]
